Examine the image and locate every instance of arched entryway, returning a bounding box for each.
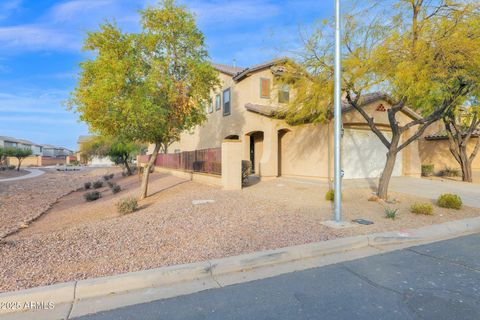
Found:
[277,129,291,176]
[245,131,264,174]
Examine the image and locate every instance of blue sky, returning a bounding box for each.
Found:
[0,0,332,150]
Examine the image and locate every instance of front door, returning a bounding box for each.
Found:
[250,135,255,173]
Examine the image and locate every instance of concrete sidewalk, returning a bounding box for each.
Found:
[76,233,480,320]
[281,176,480,208]
[0,168,45,182]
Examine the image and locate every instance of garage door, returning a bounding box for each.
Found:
[342,129,402,179]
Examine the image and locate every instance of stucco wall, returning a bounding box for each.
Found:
[419,138,480,172]
[162,70,422,180]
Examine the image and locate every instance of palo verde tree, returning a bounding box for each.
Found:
[443,103,480,182]
[4,147,33,171]
[276,0,480,199]
[80,136,144,175]
[69,0,218,199]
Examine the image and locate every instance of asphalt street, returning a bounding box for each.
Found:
[76,233,480,320]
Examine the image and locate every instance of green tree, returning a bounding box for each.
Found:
[69,0,218,199]
[444,104,480,182]
[277,0,480,199]
[4,147,33,171]
[80,136,144,175]
[0,147,5,166]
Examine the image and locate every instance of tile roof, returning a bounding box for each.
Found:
[212,63,244,76]
[233,58,288,81]
[245,92,421,121]
[425,129,480,140]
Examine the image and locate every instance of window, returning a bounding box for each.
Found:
[215,94,221,111]
[260,78,270,98]
[223,88,231,116]
[278,84,289,103]
[208,100,213,113]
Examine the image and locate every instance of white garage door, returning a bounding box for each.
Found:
[342,129,402,179]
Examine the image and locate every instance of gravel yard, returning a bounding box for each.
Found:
[0,169,29,179]
[0,167,117,238]
[1,172,479,293]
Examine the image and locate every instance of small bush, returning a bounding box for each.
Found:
[385,208,398,220]
[109,173,114,179]
[116,197,138,215]
[421,164,434,177]
[103,174,111,181]
[84,191,101,202]
[410,202,433,215]
[440,167,460,177]
[92,180,104,189]
[111,184,121,194]
[325,189,335,201]
[84,182,92,190]
[8,165,15,170]
[107,181,115,188]
[437,194,462,210]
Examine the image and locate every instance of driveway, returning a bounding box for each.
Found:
[75,233,480,320]
[344,177,480,209]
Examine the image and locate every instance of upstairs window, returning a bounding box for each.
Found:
[260,78,270,98]
[215,94,221,110]
[223,88,231,116]
[278,84,289,103]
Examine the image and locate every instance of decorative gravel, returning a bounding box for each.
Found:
[1,173,479,293]
[0,168,116,238]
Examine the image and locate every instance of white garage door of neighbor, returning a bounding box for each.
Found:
[342,129,402,179]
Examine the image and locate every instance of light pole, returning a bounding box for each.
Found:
[333,0,342,222]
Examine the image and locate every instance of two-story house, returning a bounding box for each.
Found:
[165,59,422,180]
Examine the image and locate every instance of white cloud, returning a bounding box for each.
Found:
[0,24,81,51]
[0,0,22,20]
[0,91,70,114]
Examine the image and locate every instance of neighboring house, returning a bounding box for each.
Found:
[419,121,480,173]
[0,136,20,149]
[77,135,114,166]
[162,59,422,180]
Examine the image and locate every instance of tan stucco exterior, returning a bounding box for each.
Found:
[163,62,422,181]
[419,138,480,172]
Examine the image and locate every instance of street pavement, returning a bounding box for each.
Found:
[75,233,480,320]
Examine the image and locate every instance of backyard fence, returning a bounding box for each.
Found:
[138,147,222,175]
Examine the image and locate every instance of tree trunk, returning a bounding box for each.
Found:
[459,147,472,182]
[123,154,132,176]
[377,149,398,200]
[139,143,161,200]
[16,158,22,171]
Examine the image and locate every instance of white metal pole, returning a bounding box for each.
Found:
[333,0,342,222]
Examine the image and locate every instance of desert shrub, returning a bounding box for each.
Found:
[107,181,115,188]
[8,165,15,170]
[437,194,462,209]
[385,208,398,220]
[109,173,114,179]
[92,180,104,189]
[439,167,460,177]
[84,182,92,190]
[421,164,434,177]
[103,174,111,181]
[0,166,5,171]
[111,184,121,194]
[116,197,138,215]
[84,191,101,202]
[325,189,335,201]
[410,202,433,215]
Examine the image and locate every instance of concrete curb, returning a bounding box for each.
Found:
[1,217,479,319]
